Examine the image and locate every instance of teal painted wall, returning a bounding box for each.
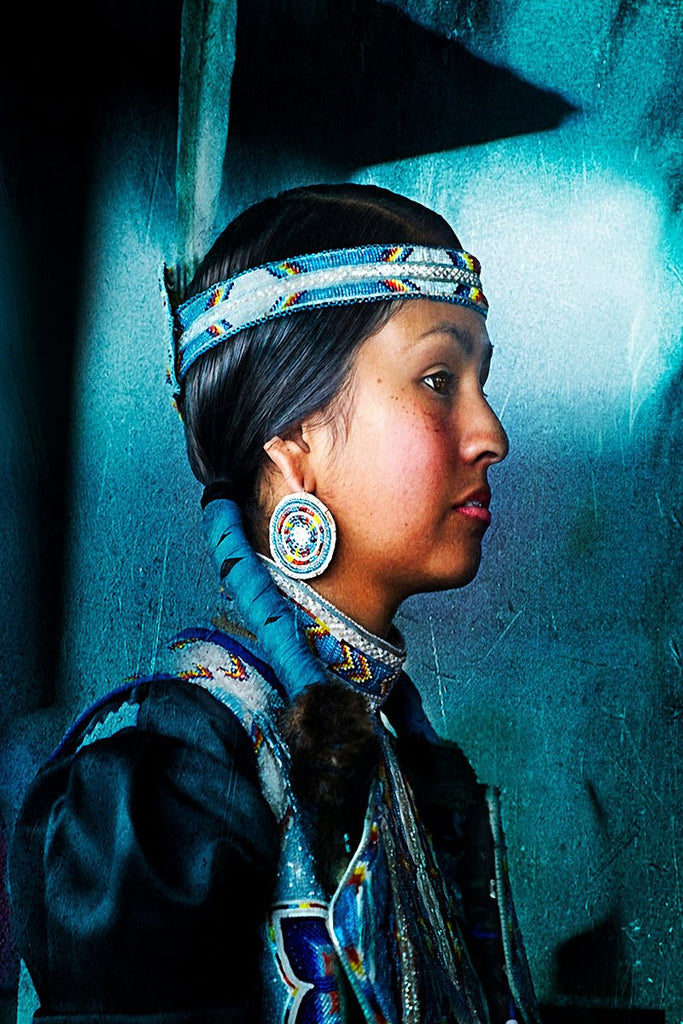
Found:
[1,0,681,1017]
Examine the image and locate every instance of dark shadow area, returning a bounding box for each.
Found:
[0,998,16,1024]
[0,5,182,1003]
[230,0,576,169]
[541,1007,665,1024]
[0,0,183,714]
[0,822,16,1006]
[553,913,632,1002]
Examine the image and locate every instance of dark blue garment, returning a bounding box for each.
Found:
[10,646,531,1023]
[10,678,279,1022]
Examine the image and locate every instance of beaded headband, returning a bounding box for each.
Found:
[168,243,488,396]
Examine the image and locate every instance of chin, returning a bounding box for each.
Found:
[444,563,481,591]
[412,551,484,596]
[442,542,484,590]
[453,562,482,589]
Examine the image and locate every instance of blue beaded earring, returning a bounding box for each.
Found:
[269,492,337,580]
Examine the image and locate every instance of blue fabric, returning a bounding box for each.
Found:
[203,499,328,698]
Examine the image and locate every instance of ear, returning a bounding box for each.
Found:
[263,428,314,497]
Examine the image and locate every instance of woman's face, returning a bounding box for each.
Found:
[305,299,509,635]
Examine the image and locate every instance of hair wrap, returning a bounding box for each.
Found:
[168,244,488,395]
[203,498,328,699]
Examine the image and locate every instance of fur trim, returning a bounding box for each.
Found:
[279,681,380,891]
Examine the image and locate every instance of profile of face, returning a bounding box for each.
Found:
[263,299,509,635]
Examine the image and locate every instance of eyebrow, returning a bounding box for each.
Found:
[418,321,494,361]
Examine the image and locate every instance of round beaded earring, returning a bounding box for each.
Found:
[269,492,337,580]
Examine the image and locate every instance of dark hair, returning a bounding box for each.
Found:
[179,183,460,527]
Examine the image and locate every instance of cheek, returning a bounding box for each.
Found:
[357,399,452,502]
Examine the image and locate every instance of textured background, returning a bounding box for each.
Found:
[1,0,681,1018]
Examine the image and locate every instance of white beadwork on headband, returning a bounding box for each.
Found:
[168,243,488,395]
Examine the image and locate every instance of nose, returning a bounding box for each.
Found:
[458,389,509,466]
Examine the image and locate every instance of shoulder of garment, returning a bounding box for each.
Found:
[10,675,280,1023]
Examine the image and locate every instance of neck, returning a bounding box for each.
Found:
[263,557,403,650]
[312,583,394,639]
[252,526,397,639]
[260,557,406,711]
[306,566,399,639]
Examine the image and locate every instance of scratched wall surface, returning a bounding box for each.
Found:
[1,0,681,1019]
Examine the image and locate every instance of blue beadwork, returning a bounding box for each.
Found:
[166,244,488,395]
[269,493,336,580]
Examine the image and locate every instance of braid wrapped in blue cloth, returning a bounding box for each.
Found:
[203,497,327,700]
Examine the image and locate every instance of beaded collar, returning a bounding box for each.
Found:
[262,557,406,711]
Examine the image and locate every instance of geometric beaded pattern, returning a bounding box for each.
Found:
[170,244,488,394]
[152,628,490,1022]
[302,619,397,707]
[51,617,537,1024]
[269,493,336,580]
[268,902,345,1024]
[263,560,406,710]
[96,618,536,1024]
[153,628,292,823]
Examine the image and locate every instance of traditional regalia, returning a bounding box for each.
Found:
[11,233,539,1023]
[11,523,539,1023]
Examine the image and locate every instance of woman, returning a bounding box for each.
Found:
[10,184,539,1023]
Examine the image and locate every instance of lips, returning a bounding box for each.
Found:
[453,487,492,525]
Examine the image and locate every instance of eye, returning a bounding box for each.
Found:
[422,370,455,396]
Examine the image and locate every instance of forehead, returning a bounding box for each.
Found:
[362,299,492,362]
